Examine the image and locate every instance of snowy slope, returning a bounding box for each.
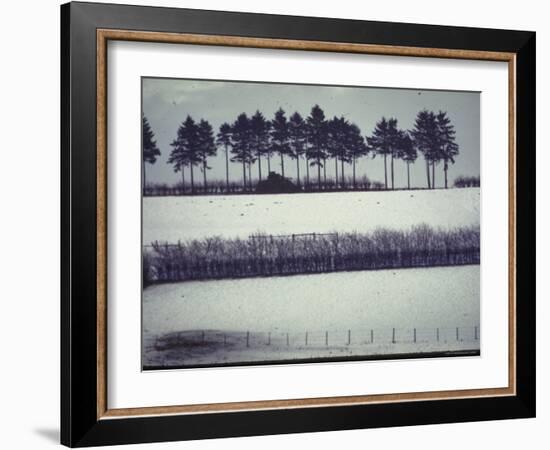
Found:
[143,266,479,336]
[143,188,480,243]
[142,265,480,367]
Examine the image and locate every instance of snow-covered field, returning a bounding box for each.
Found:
[143,188,480,243]
[143,333,479,368]
[142,188,480,367]
[143,265,480,367]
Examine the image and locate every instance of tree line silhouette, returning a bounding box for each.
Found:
[142,105,463,195]
[454,175,480,188]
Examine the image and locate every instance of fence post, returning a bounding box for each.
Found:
[286,332,289,346]
[392,327,396,344]
[474,326,478,340]
[267,332,271,346]
[305,331,308,346]
[456,327,459,341]
[246,331,250,348]
[413,328,417,343]
[371,329,374,344]
[436,328,440,342]
[347,329,351,345]
[325,331,329,346]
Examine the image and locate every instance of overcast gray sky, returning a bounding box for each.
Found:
[142,77,480,188]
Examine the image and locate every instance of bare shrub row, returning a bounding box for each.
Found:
[454,175,480,188]
[143,176,385,197]
[143,225,479,285]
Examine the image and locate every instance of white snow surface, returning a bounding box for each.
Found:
[143,188,480,243]
[143,266,479,334]
[142,266,480,366]
[143,338,479,368]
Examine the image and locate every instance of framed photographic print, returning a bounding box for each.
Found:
[61,1,536,447]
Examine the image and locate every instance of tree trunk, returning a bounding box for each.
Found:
[267,153,271,173]
[317,156,321,190]
[323,157,327,185]
[426,159,431,189]
[181,167,185,194]
[296,156,300,187]
[242,161,246,192]
[432,161,435,189]
[225,145,229,190]
[306,157,310,187]
[203,160,207,191]
[143,161,146,195]
[391,153,395,190]
[407,161,410,190]
[384,154,388,189]
[444,161,448,189]
[280,153,285,178]
[190,164,195,194]
[334,158,338,187]
[341,158,345,187]
[353,157,356,188]
[258,150,262,182]
[248,163,252,190]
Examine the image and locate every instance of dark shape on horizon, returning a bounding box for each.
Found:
[256,171,299,194]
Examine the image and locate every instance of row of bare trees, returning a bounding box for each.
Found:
[143,106,461,194]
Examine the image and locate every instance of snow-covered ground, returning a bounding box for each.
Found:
[143,188,480,243]
[143,334,479,368]
[143,265,480,367]
[142,189,480,367]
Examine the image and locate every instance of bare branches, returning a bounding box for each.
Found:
[143,225,480,284]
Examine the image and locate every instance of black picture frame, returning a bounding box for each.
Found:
[61,1,535,447]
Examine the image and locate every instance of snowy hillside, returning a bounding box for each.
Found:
[143,188,480,244]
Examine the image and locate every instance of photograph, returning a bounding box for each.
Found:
[56,1,536,446]
[141,77,481,370]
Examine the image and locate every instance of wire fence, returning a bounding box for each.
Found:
[153,325,480,351]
